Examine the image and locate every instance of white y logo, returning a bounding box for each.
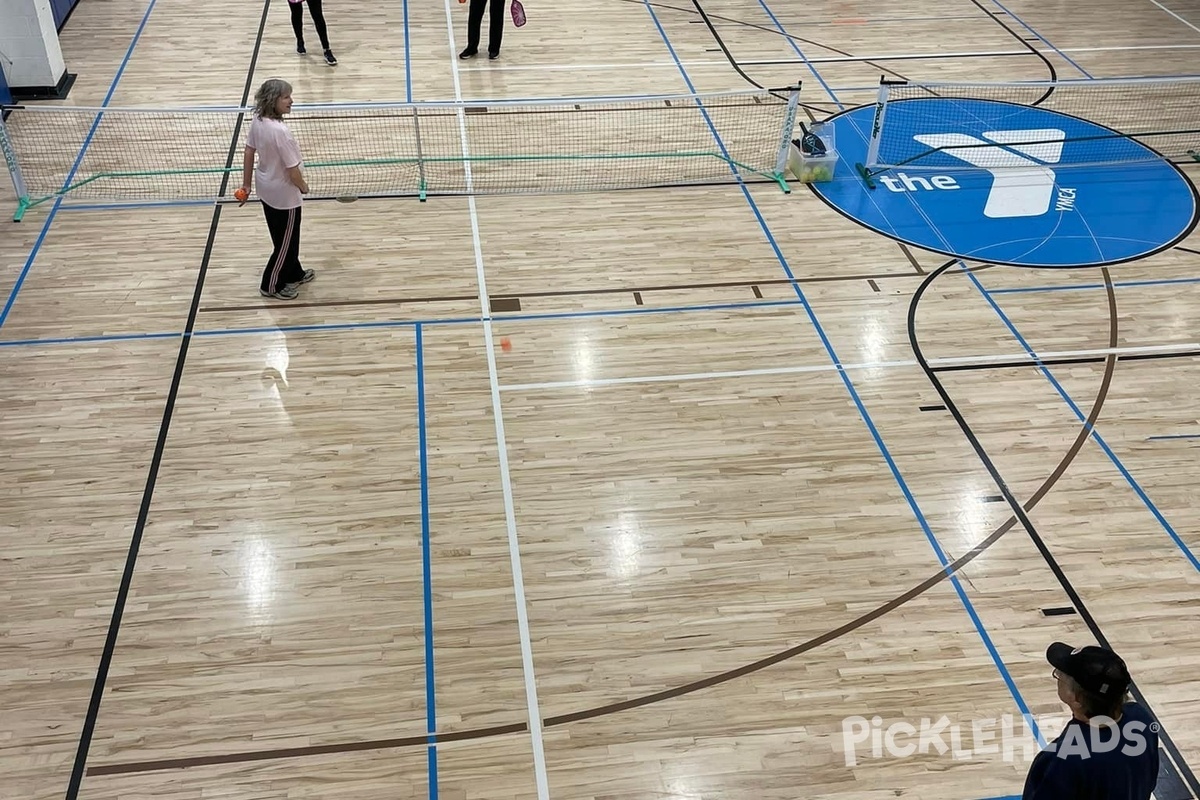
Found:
[914,129,1065,218]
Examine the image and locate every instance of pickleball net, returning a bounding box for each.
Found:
[1,87,803,220]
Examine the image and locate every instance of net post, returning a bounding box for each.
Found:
[863,76,897,171]
[773,82,802,193]
[1,108,32,221]
[412,105,428,202]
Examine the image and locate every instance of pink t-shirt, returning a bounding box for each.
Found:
[247,116,303,210]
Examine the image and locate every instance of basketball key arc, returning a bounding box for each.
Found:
[812,99,1198,269]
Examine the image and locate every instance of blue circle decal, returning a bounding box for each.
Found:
[811,98,1197,268]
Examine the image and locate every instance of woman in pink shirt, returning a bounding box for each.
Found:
[239,78,315,300]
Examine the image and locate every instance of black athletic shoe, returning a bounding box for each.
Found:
[459,48,477,59]
[324,49,338,66]
[488,50,500,59]
[297,39,306,54]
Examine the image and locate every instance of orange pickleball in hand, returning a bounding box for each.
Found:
[234,187,249,203]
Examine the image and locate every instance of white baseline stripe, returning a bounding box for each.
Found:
[442,1,551,798]
[498,341,1200,393]
[462,44,1200,75]
[460,59,731,72]
[741,43,1200,65]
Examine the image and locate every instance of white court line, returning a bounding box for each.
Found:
[741,49,1025,65]
[498,340,1200,393]
[441,2,551,798]
[462,43,1200,73]
[459,59,730,72]
[500,360,912,392]
[1061,43,1200,51]
[1149,0,1200,35]
[744,43,1200,65]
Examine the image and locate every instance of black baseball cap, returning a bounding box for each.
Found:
[1047,642,1131,699]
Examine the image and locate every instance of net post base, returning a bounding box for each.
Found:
[771,171,791,194]
[12,196,30,222]
[854,163,877,190]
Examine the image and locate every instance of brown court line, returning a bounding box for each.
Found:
[86,267,1119,779]
[898,244,926,274]
[195,271,930,314]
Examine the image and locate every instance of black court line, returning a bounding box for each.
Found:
[930,347,1200,374]
[637,0,1053,112]
[63,3,271,798]
[910,261,1200,799]
[79,255,1135,780]
[688,0,800,108]
[964,0,1058,88]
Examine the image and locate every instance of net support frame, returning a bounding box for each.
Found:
[864,79,894,170]
[411,105,428,202]
[855,77,896,189]
[772,83,803,194]
[1,110,31,222]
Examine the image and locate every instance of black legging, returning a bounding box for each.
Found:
[466,0,504,54]
[290,0,330,51]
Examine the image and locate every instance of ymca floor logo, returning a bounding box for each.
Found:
[811,98,1198,268]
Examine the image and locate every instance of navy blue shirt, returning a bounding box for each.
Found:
[1023,703,1158,800]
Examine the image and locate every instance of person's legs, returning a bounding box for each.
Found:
[306,0,336,63]
[278,206,308,286]
[260,204,308,297]
[289,1,306,52]
[487,0,504,56]
[461,0,486,56]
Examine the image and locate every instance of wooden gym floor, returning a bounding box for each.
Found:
[2,0,1200,798]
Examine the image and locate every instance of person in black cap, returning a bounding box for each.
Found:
[1022,642,1158,800]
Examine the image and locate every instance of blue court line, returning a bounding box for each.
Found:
[642,0,1043,747]
[415,324,439,800]
[754,0,842,109]
[0,0,160,331]
[1147,433,1200,441]
[0,298,806,349]
[402,0,412,103]
[980,0,1093,78]
[966,267,1200,574]
[0,330,182,348]
[991,274,1200,295]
